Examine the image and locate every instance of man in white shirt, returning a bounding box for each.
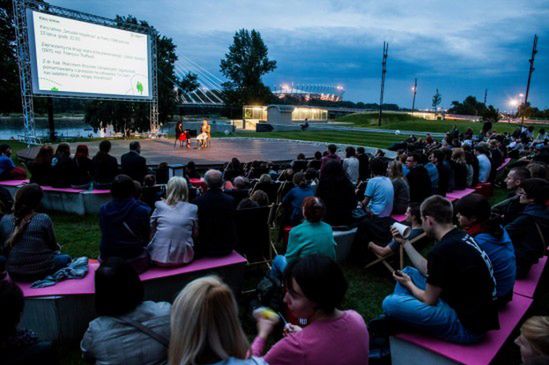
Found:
[475,144,492,183]
[343,146,360,185]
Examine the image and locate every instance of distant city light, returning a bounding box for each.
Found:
[336,85,344,91]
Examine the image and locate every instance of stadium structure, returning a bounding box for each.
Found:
[272,83,345,102]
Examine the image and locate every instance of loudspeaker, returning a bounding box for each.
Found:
[256,123,273,132]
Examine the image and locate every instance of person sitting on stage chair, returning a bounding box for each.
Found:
[197,120,211,149]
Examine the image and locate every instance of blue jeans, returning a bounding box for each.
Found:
[271,255,288,278]
[382,266,483,344]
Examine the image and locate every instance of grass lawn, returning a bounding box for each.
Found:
[336,111,549,134]
[233,130,405,149]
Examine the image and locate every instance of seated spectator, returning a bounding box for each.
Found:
[155,162,169,184]
[527,162,548,179]
[475,143,492,183]
[121,141,148,183]
[237,190,270,210]
[72,144,93,188]
[170,276,266,365]
[405,153,432,203]
[81,258,170,364]
[99,175,151,273]
[505,178,549,278]
[0,144,26,181]
[451,148,469,190]
[225,176,251,206]
[515,316,549,364]
[194,170,236,257]
[272,197,336,276]
[320,144,341,174]
[252,255,369,364]
[429,150,451,196]
[28,145,53,186]
[307,151,322,170]
[224,157,245,182]
[50,143,75,188]
[464,144,479,186]
[360,157,394,217]
[489,139,504,180]
[291,153,308,172]
[455,194,516,305]
[343,146,360,184]
[316,160,356,226]
[382,195,499,344]
[387,160,409,215]
[183,161,201,180]
[493,167,531,225]
[141,174,163,210]
[92,140,118,187]
[0,280,58,365]
[282,172,315,226]
[0,184,71,282]
[253,174,277,203]
[147,177,197,266]
[368,204,424,258]
[424,155,439,193]
[357,147,370,182]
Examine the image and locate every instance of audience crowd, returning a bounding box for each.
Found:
[1,121,549,364]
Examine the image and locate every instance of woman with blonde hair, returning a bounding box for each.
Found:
[147,176,198,266]
[515,316,549,364]
[169,276,267,365]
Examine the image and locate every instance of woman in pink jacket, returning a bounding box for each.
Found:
[252,254,370,365]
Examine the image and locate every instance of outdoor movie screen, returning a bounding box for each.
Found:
[26,10,152,100]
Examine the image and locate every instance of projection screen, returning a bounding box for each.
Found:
[26,9,152,100]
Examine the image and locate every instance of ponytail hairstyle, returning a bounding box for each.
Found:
[6,184,43,248]
[455,193,502,239]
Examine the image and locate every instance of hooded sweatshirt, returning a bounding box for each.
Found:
[505,203,549,276]
[99,198,151,259]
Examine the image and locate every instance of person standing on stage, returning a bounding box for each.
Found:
[174,121,183,148]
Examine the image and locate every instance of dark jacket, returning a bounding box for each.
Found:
[99,198,151,259]
[316,177,356,226]
[121,151,148,183]
[505,203,549,278]
[406,165,432,203]
[194,188,237,257]
[28,161,51,186]
[50,154,75,188]
[72,157,93,186]
[92,153,119,184]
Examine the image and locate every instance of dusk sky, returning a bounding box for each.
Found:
[49,0,549,110]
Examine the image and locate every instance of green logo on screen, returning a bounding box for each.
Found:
[136,81,143,95]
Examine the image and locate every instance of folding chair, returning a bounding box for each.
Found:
[364,232,427,273]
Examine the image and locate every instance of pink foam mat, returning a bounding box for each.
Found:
[41,186,84,193]
[497,158,512,171]
[19,252,247,298]
[391,214,407,222]
[396,294,532,365]
[0,179,29,186]
[446,188,475,201]
[514,256,547,298]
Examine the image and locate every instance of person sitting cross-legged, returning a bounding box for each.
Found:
[382,195,499,344]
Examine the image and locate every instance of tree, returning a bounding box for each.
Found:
[481,105,501,123]
[432,89,442,115]
[85,15,179,132]
[0,0,22,114]
[448,96,487,116]
[220,29,277,108]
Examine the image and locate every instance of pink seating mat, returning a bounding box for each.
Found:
[0,179,29,186]
[497,158,512,171]
[19,251,247,298]
[41,186,84,193]
[514,256,547,298]
[391,214,407,222]
[396,294,532,365]
[446,188,475,201]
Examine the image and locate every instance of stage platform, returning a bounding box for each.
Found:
[17,137,336,168]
